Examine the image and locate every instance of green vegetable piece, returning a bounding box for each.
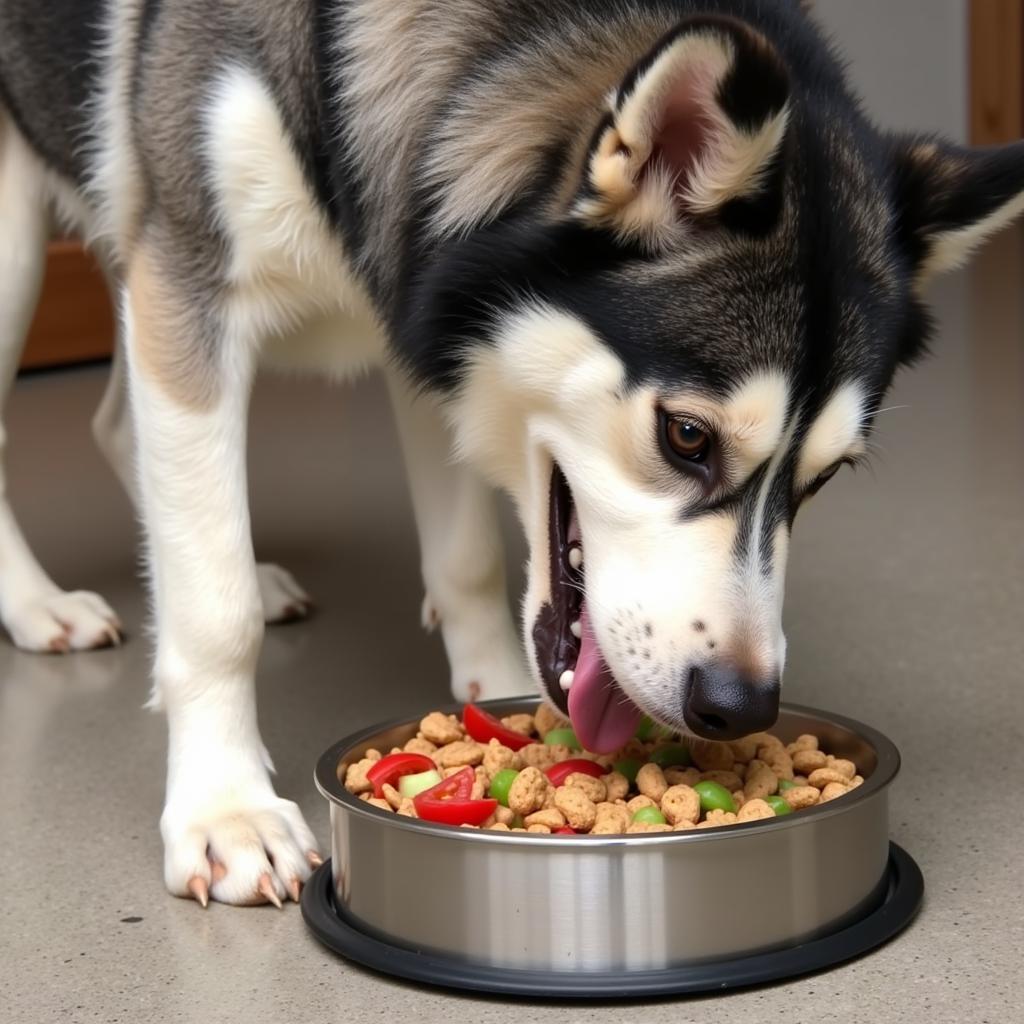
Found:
[649,743,691,768]
[613,758,643,784]
[544,728,581,751]
[778,779,799,792]
[632,806,667,825]
[510,815,525,829]
[488,768,520,807]
[765,795,793,816]
[693,780,737,815]
[635,716,673,741]
[397,769,443,800]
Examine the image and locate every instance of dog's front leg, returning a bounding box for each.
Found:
[124,245,318,907]
[387,373,529,702]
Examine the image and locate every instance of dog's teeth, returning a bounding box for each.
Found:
[559,670,575,691]
[568,546,583,570]
[570,620,582,639]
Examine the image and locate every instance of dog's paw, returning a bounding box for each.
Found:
[446,626,533,702]
[162,785,320,908]
[3,589,123,653]
[257,563,313,624]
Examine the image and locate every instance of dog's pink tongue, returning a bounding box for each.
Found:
[568,606,642,754]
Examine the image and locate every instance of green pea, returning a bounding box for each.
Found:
[488,768,519,807]
[765,795,793,816]
[510,815,525,829]
[632,806,667,825]
[544,728,582,751]
[693,780,736,814]
[613,758,643,784]
[636,716,673,741]
[778,779,799,792]
[649,743,691,768]
[397,769,443,799]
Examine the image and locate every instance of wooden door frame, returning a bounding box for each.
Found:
[970,0,1024,144]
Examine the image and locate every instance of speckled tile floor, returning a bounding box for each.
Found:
[1,228,1022,1024]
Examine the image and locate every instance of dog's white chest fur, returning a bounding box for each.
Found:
[203,66,386,375]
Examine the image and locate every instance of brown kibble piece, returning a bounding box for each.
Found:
[793,749,828,774]
[525,808,567,829]
[508,766,550,816]
[698,809,738,828]
[820,781,849,802]
[603,771,630,802]
[501,713,535,736]
[518,743,557,770]
[665,767,702,788]
[381,783,402,810]
[787,734,819,755]
[781,785,820,809]
[626,794,657,814]
[636,763,668,801]
[808,767,851,789]
[564,773,607,803]
[366,797,392,812]
[729,735,761,763]
[435,740,485,769]
[420,712,463,745]
[592,802,631,834]
[343,758,375,795]
[828,758,857,780]
[744,759,779,800]
[534,703,569,738]
[483,739,521,777]
[661,785,701,826]
[699,770,743,792]
[554,786,597,831]
[689,739,735,772]
[404,736,438,756]
[527,823,552,833]
[626,822,673,833]
[737,798,775,822]
[397,798,418,817]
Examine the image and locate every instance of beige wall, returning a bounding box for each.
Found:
[812,0,968,141]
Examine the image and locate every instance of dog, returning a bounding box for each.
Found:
[1,0,1022,907]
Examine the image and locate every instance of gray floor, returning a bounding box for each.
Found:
[2,227,1022,1024]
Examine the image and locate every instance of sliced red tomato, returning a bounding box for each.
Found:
[552,827,577,835]
[365,752,436,798]
[413,766,498,826]
[544,758,608,787]
[462,703,533,751]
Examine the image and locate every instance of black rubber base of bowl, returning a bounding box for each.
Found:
[302,842,922,999]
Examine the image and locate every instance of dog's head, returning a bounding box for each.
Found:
[405,15,1024,751]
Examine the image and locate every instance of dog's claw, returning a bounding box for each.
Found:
[258,874,283,908]
[287,878,302,903]
[187,877,209,908]
[308,850,323,868]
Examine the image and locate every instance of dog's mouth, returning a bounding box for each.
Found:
[531,466,643,753]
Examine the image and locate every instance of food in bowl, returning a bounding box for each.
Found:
[341,703,865,835]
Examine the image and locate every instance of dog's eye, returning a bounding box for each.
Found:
[665,417,711,463]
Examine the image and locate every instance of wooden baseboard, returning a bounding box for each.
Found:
[970,0,1024,145]
[21,240,115,371]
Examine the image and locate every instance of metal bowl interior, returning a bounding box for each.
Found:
[315,700,900,971]
[316,699,898,845]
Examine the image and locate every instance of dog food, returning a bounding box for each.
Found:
[341,704,865,834]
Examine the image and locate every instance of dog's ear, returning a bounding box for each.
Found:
[574,17,791,246]
[891,136,1024,285]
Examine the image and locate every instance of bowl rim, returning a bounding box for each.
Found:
[314,698,900,847]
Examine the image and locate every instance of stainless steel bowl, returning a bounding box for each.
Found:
[314,699,900,974]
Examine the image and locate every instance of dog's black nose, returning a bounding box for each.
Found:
[683,665,781,741]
